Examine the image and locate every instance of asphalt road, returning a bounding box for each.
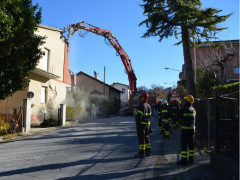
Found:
[0,113,218,180]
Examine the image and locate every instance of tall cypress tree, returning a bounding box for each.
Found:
[139,0,231,96]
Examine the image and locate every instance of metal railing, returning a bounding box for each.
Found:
[194,92,239,161]
[215,92,239,160]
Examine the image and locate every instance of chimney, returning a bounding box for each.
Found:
[94,71,98,79]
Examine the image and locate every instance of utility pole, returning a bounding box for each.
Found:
[104,66,106,96]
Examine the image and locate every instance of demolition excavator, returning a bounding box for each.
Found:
[63,21,139,108]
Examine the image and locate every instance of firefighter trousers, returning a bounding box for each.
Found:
[158,117,163,132]
[136,124,151,154]
[171,115,177,128]
[162,120,170,136]
[180,130,195,161]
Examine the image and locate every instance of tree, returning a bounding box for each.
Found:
[196,67,216,98]
[177,80,188,98]
[147,84,166,98]
[138,86,148,90]
[0,0,45,100]
[139,0,231,96]
[207,42,238,84]
[164,87,173,100]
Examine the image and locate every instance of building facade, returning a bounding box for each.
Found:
[112,82,130,107]
[190,40,239,83]
[75,71,121,101]
[0,24,75,125]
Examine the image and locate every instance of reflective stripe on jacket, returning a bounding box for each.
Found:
[135,102,152,125]
[161,106,171,122]
[178,105,196,130]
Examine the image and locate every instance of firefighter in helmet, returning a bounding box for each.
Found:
[161,99,171,138]
[135,92,152,158]
[157,100,164,134]
[177,95,196,165]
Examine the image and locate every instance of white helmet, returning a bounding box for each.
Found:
[161,98,168,105]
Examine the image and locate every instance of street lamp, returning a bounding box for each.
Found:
[164,82,175,84]
[164,82,177,88]
[164,67,181,72]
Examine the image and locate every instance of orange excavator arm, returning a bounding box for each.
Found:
[63,21,137,94]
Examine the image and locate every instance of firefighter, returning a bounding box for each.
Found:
[157,100,164,134]
[170,99,180,128]
[161,99,171,138]
[135,92,152,158]
[177,95,196,165]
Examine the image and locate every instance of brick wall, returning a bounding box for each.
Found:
[63,42,71,84]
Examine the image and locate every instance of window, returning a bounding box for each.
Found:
[122,88,125,93]
[41,87,47,103]
[66,87,73,95]
[43,48,49,71]
[234,68,239,74]
[13,108,17,115]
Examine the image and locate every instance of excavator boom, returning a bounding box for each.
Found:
[64,21,137,94]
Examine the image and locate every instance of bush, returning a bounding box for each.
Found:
[107,98,121,116]
[196,68,217,98]
[0,116,10,135]
[40,118,59,127]
[213,82,239,94]
[66,106,83,121]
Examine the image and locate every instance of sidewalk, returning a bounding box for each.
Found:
[152,126,219,180]
[0,121,78,143]
[0,117,111,143]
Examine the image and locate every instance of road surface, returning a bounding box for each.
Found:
[0,113,218,180]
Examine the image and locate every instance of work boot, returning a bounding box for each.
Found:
[134,151,145,158]
[177,159,188,165]
[189,157,194,164]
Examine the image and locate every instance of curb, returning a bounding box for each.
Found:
[0,122,79,144]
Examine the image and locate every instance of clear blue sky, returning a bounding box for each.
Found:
[32,0,239,89]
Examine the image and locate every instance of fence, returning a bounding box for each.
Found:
[194,91,239,161]
[215,92,239,160]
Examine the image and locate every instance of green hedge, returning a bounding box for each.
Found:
[40,118,59,127]
[213,82,239,94]
[107,98,121,115]
[66,106,83,121]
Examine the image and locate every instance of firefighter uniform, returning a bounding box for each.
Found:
[177,95,196,165]
[161,103,171,137]
[170,100,180,128]
[135,93,152,158]
[157,101,164,134]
